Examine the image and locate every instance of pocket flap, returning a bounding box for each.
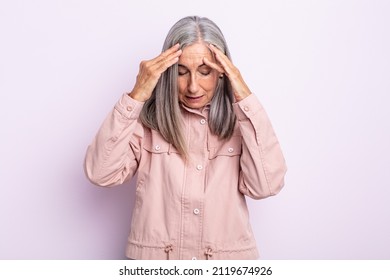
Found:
[143,129,178,154]
[208,136,242,159]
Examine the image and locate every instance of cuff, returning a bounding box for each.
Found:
[114,93,145,120]
[232,94,264,121]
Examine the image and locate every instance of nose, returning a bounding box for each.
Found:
[188,74,200,94]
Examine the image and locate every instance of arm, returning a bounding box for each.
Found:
[205,44,287,199]
[84,94,144,187]
[84,44,182,186]
[233,94,287,199]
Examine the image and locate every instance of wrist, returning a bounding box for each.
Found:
[234,91,251,102]
[128,90,149,102]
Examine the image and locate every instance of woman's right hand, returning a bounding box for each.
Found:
[128,44,182,102]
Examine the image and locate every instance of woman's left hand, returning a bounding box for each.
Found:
[204,44,252,102]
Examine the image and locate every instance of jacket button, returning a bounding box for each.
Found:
[200,119,206,125]
[193,208,200,215]
[196,165,203,170]
[192,257,197,260]
[127,106,133,111]
[244,106,249,112]
[228,147,234,153]
[154,145,161,151]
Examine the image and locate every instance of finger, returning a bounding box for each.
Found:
[154,48,182,72]
[158,48,182,65]
[208,44,235,74]
[208,44,228,62]
[148,49,181,74]
[144,44,181,71]
[154,43,181,64]
[138,48,181,81]
[203,57,224,73]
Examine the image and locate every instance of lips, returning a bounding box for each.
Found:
[186,95,203,101]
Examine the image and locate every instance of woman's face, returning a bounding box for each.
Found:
[177,43,220,109]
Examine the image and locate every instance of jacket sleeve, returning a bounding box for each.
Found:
[232,94,287,199]
[84,94,145,187]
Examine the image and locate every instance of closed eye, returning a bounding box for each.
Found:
[178,65,189,76]
[178,70,189,76]
[198,65,212,76]
[199,70,211,76]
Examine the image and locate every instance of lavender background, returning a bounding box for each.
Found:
[1,0,389,259]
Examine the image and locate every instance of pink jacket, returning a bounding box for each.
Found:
[84,93,287,260]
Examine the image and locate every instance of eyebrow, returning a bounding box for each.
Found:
[178,63,210,68]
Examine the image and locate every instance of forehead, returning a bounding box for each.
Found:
[179,43,214,66]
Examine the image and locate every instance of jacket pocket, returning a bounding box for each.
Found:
[143,129,179,154]
[208,135,242,159]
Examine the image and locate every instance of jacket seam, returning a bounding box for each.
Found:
[128,240,256,253]
[97,118,129,181]
[247,108,273,196]
[179,114,190,259]
[128,241,168,250]
[212,246,257,253]
[256,133,272,196]
[96,103,140,183]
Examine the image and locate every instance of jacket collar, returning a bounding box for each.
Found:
[180,102,210,118]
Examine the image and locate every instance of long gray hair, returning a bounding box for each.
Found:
[139,16,236,158]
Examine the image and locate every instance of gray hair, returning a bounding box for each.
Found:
[139,16,236,158]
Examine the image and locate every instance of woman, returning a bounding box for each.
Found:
[84,16,287,260]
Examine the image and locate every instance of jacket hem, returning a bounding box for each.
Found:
[125,240,259,260]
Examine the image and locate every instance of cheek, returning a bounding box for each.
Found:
[177,78,186,95]
[202,77,219,92]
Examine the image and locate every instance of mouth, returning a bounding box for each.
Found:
[185,95,204,101]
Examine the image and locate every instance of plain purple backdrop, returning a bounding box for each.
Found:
[1,0,389,259]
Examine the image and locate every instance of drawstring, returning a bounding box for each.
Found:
[204,247,213,260]
[164,245,213,260]
[164,244,173,260]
